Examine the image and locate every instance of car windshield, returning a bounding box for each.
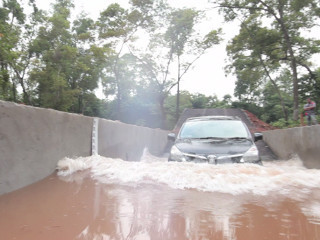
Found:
[179,120,249,139]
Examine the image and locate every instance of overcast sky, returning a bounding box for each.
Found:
[34,0,240,99]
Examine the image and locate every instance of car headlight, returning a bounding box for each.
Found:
[240,145,260,163]
[169,145,187,162]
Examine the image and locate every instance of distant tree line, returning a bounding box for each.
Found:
[0,0,319,130]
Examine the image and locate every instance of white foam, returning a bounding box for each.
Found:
[56,153,320,232]
[56,152,320,198]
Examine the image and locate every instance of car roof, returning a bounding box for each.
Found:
[185,115,241,122]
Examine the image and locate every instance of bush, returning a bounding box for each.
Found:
[271,118,300,129]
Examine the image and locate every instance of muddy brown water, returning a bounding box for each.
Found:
[1,154,320,240]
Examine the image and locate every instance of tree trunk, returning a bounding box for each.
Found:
[280,23,299,120]
[159,93,167,129]
[259,55,289,122]
[176,81,180,122]
[175,56,181,122]
[275,2,299,120]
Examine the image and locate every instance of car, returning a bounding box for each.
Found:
[167,116,263,164]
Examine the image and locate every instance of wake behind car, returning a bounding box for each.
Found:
[168,116,263,164]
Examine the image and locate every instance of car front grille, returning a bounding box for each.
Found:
[183,153,243,164]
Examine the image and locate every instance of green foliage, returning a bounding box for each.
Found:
[299,68,320,104]
[98,4,129,38]
[3,0,25,24]
[260,71,293,123]
[215,0,320,120]
[270,118,300,129]
[190,93,211,108]
[0,0,25,101]
[1,0,320,131]
[201,29,222,48]
[231,101,264,119]
[165,9,198,55]
[164,91,193,129]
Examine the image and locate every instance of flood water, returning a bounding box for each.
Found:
[1,151,320,240]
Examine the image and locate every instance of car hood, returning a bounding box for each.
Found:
[175,138,253,156]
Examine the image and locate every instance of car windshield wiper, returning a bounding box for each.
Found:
[226,137,250,141]
[195,137,226,140]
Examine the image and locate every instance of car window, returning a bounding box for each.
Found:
[179,120,249,139]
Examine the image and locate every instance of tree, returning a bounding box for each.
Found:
[70,14,108,114]
[10,1,46,105]
[190,93,210,108]
[165,90,193,128]
[97,1,157,121]
[129,5,221,128]
[30,0,106,113]
[261,70,293,123]
[29,0,78,110]
[164,8,222,121]
[212,0,320,120]
[0,0,25,101]
[226,19,290,121]
[190,93,221,108]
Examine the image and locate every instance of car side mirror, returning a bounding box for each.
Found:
[167,133,176,141]
[254,132,263,142]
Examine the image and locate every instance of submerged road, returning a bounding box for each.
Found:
[1,154,320,240]
[1,101,320,239]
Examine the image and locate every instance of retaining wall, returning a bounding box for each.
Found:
[263,125,320,169]
[3,100,319,195]
[0,101,169,195]
[98,119,169,161]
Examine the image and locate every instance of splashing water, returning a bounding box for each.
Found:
[2,149,320,240]
[56,149,320,199]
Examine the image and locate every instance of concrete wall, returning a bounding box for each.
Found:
[98,119,169,161]
[263,125,320,169]
[0,101,169,195]
[5,98,319,195]
[0,101,93,195]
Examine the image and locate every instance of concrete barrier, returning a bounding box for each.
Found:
[4,99,319,195]
[98,119,169,162]
[263,125,320,169]
[0,101,169,195]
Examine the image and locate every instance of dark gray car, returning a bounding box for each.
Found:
[168,116,263,164]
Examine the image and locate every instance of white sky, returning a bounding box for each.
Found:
[33,0,240,99]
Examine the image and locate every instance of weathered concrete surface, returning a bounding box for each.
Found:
[0,101,169,195]
[98,119,169,162]
[0,101,93,195]
[263,126,320,168]
[3,100,319,196]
